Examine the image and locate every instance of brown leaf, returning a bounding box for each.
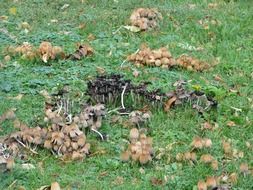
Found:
[7,94,23,100]
[164,96,177,111]
[112,176,124,186]
[208,3,218,9]
[0,108,16,123]
[229,172,238,184]
[87,33,96,41]
[96,66,106,74]
[227,121,236,127]
[150,177,164,186]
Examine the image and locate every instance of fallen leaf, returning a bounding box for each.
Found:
[7,94,23,100]
[96,66,106,74]
[9,7,17,15]
[0,15,8,20]
[60,4,69,10]
[208,3,218,9]
[112,176,124,185]
[150,177,164,186]
[87,33,96,41]
[123,25,141,33]
[21,163,35,170]
[164,96,177,111]
[227,121,236,127]
[0,108,16,123]
[229,173,238,184]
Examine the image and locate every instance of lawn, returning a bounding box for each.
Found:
[0,0,253,189]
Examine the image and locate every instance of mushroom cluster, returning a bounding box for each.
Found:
[121,128,153,164]
[67,44,93,60]
[130,8,162,30]
[176,55,210,71]
[74,104,106,130]
[5,41,93,63]
[44,123,90,160]
[39,41,64,63]
[129,111,151,126]
[127,45,176,68]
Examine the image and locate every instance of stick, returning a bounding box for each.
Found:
[112,26,123,35]
[14,138,38,154]
[91,128,104,141]
[8,180,17,189]
[121,83,128,109]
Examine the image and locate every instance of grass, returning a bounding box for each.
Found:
[0,0,253,189]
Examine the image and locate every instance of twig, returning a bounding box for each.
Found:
[121,83,128,109]
[91,128,104,141]
[14,138,38,154]
[230,106,242,112]
[57,100,63,115]
[8,179,17,189]
[120,59,127,67]
[112,26,123,35]
[108,107,120,114]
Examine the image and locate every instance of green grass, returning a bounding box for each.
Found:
[0,0,253,189]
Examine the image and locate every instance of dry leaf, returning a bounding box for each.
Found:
[87,33,96,41]
[7,94,23,100]
[150,177,164,186]
[164,96,177,111]
[227,121,236,127]
[123,25,141,33]
[112,176,124,185]
[96,66,106,74]
[208,3,218,9]
[9,7,17,15]
[229,173,238,184]
[21,163,35,170]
